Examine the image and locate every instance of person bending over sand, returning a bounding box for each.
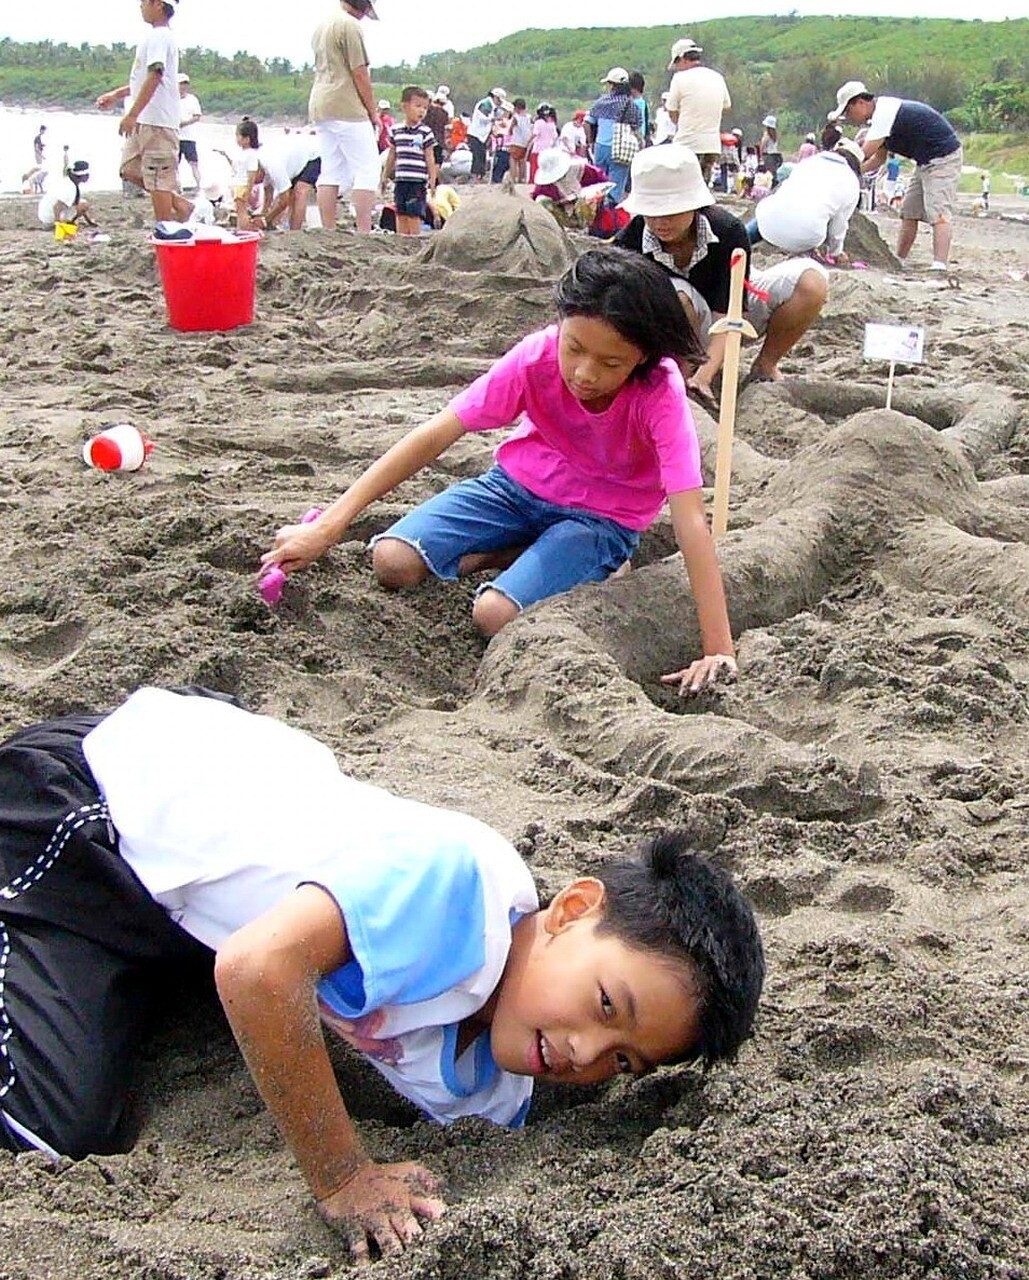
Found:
[0,685,764,1261]
[262,246,737,695]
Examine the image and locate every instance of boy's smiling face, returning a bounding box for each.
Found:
[486,879,700,1085]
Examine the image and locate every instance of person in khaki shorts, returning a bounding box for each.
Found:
[828,80,962,271]
[96,0,193,223]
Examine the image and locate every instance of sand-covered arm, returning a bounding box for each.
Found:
[261,407,465,574]
[214,884,445,1260]
[660,488,737,694]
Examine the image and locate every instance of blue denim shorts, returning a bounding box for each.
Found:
[371,466,640,611]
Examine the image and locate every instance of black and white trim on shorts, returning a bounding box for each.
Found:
[0,802,110,1105]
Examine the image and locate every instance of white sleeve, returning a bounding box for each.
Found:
[825,204,852,257]
[865,97,901,145]
[141,28,171,71]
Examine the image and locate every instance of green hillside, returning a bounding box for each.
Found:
[388,15,1029,136]
[3,15,1028,143]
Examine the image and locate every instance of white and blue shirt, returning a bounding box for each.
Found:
[83,688,539,1128]
[389,121,434,183]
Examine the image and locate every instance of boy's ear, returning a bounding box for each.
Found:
[543,877,607,935]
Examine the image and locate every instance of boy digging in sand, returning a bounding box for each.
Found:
[0,686,764,1261]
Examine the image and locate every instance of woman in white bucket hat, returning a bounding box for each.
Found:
[531,146,612,232]
[615,146,828,403]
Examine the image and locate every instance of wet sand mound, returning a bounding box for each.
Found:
[421,190,576,278]
[1,192,1028,1279]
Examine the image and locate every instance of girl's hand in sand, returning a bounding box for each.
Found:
[318,1159,446,1263]
[661,653,738,697]
[261,521,333,575]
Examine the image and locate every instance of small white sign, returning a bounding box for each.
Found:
[863,323,925,363]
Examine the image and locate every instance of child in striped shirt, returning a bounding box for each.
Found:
[384,85,438,235]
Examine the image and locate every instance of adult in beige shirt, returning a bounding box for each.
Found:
[309,0,381,232]
[665,37,731,184]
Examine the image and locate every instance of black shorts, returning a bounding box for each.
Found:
[292,156,321,187]
[179,139,199,163]
[394,179,427,219]
[0,696,222,1158]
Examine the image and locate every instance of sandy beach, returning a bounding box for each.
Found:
[0,188,1027,1279]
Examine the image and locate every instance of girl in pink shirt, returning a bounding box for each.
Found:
[262,247,737,694]
[528,104,560,183]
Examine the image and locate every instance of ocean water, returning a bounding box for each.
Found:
[0,103,301,196]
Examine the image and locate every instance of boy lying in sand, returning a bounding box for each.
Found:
[0,686,763,1262]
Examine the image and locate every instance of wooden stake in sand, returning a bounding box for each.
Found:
[708,247,756,539]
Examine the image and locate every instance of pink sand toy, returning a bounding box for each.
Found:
[82,424,154,472]
[258,507,323,606]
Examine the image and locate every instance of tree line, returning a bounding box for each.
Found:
[2,16,1028,136]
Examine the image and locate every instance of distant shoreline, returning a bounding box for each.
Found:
[2,100,309,129]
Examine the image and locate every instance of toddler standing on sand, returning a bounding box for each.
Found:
[0,685,764,1260]
[382,86,439,236]
[263,247,737,694]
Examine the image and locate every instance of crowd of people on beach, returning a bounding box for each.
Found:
[1,0,984,1264]
[25,0,970,268]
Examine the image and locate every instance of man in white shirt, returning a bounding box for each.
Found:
[257,132,322,230]
[177,71,202,190]
[750,140,863,262]
[95,0,192,222]
[665,37,731,183]
[468,87,506,182]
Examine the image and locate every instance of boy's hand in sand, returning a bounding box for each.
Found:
[261,520,334,575]
[662,653,738,696]
[318,1159,446,1263]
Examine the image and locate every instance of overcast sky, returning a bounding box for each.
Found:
[3,2,1027,69]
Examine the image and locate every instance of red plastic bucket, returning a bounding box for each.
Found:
[153,233,260,332]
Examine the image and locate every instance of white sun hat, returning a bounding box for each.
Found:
[620,146,712,217]
[602,67,630,85]
[828,80,873,121]
[762,114,777,128]
[535,147,573,186]
[667,38,703,68]
[834,138,865,165]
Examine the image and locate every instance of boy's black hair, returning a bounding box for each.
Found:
[161,1,176,19]
[628,70,646,92]
[594,832,764,1068]
[237,118,259,147]
[554,246,706,380]
[513,97,526,110]
[401,85,430,104]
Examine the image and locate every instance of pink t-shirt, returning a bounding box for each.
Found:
[448,326,702,531]
[530,119,559,154]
